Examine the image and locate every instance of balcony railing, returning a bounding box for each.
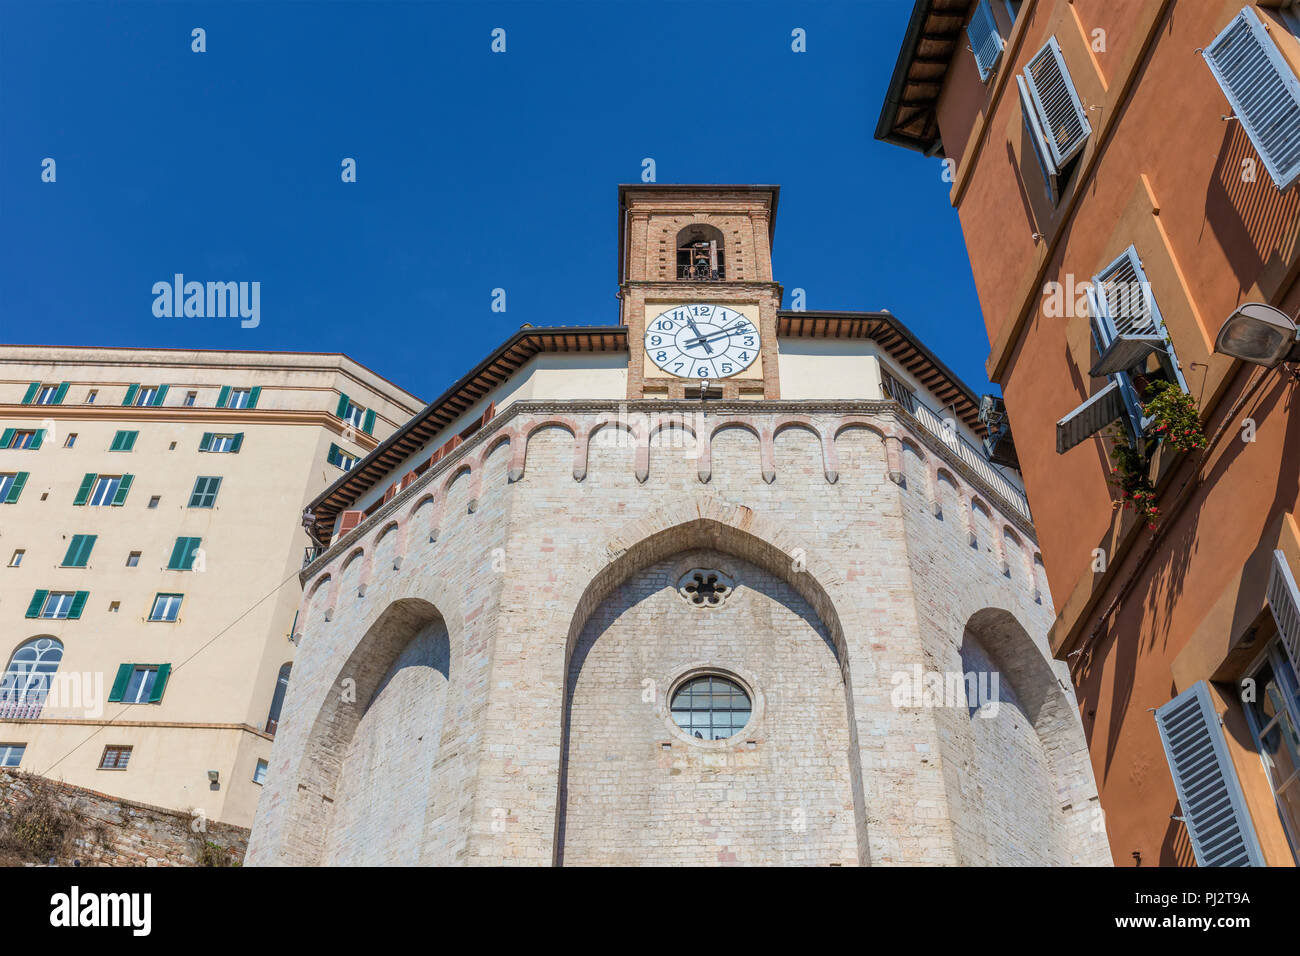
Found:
[881,371,917,414]
[677,264,725,281]
[303,546,325,568]
[0,699,45,720]
[908,399,1032,521]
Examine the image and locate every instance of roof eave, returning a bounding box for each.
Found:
[306,325,629,523]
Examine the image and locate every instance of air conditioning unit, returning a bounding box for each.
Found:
[979,394,1020,468]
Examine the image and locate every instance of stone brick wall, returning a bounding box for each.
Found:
[321,620,451,865]
[559,548,857,865]
[890,443,1110,865]
[0,769,247,866]
[247,399,1110,866]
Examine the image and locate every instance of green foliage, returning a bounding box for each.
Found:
[0,776,77,863]
[1144,379,1206,453]
[193,836,240,867]
[1106,380,1207,531]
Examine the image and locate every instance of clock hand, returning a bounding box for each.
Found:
[684,315,714,354]
[686,326,752,349]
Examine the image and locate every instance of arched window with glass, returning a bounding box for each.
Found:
[0,637,64,719]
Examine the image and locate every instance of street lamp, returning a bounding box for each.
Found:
[1214,303,1300,368]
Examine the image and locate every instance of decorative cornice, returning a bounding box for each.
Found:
[302,397,1035,581]
[0,717,273,739]
[0,404,378,447]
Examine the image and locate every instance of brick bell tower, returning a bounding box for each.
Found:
[618,185,783,400]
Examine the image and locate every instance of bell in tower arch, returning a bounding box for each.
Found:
[676,225,725,280]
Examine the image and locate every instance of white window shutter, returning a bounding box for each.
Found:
[1056,379,1126,453]
[1089,248,1167,377]
[1087,245,1190,411]
[1017,74,1061,202]
[1084,282,1146,440]
[967,0,1004,82]
[1204,7,1300,190]
[1266,549,1300,679]
[1092,247,1159,340]
[1022,36,1093,169]
[1154,682,1265,867]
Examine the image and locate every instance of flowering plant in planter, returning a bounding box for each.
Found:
[1142,378,1206,454]
[1107,425,1160,530]
[1106,379,1205,530]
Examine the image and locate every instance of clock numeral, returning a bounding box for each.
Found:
[672,362,684,372]
[650,335,662,346]
[721,363,733,374]
[743,337,754,346]
[655,351,668,362]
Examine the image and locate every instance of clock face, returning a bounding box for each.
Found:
[644,304,760,380]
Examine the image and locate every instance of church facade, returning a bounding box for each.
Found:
[246,185,1111,866]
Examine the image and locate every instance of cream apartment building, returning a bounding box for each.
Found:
[0,346,421,827]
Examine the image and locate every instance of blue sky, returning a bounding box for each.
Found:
[1,0,990,403]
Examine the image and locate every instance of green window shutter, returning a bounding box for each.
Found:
[108,664,132,703]
[199,432,213,452]
[167,537,200,570]
[121,431,138,452]
[25,590,48,619]
[111,474,133,506]
[109,432,121,452]
[122,384,139,406]
[231,433,244,453]
[68,591,88,619]
[247,386,261,409]
[362,408,376,435]
[53,382,69,405]
[152,385,168,407]
[63,535,96,567]
[335,393,351,419]
[328,443,341,467]
[20,383,39,405]
[5,472,27,503]
[73,473,96,506]
[216,386,231,408]
[148,664,172,703]
[0,428,13,449]
[167,538,188,570]
[29,430,44,450]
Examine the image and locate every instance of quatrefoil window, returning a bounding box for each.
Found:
[677,569,736,608]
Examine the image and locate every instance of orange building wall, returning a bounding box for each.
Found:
[930,0,1300,865]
